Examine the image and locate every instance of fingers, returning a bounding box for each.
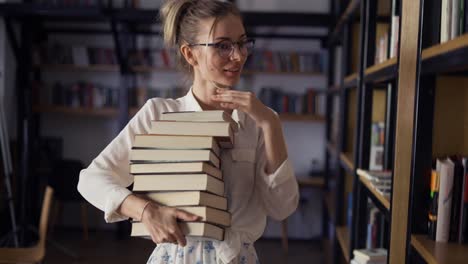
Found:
[175,209,200,221]
[171,225,187,247]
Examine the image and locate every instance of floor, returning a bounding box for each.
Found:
[43,230,324,264]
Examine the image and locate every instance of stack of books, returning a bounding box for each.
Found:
[351,248,388,264]
[130,110,238,241]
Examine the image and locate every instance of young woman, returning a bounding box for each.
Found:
[77,0,299,263]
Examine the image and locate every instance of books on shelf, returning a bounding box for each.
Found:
[370,122,385,171]
[358,169,392,199]
[144,191,227,210]
[258,87,326,116]
[352,248,387,264]
[390,16,400,58]
[440,0,467,43]
[429,156,468,243]
[131,222,224,241]
[244,49,327,73]
[131,111,236,241]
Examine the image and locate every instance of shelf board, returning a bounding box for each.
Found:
[421,33,468,74]
[357,169,391,210]
[38,64,119,72]
[343,73,358,88]
[33,105,118,117]
[411,234,468,264]
[336,226,350,263]
[297,177,325,188]
[329,0,360,44]
[339,152,355,173]
[278,113,325,122]
[364,57,398,83]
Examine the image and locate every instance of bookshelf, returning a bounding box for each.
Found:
[33,105,119,117]
[336,226,351,263]
[327,0,468,263]
[410,235,468,264]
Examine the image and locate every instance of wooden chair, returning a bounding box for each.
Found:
[0,186,54,264]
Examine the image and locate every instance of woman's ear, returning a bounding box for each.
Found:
[180,44,198,66]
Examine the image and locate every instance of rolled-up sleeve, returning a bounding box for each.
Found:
[255,130,299,221]
[77,99,159,223]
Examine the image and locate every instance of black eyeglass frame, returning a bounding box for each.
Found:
[187,38,256,58]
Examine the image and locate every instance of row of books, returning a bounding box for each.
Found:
[244,50,327,73]
[33,81,120,109]
[440,0,468,43]
[351,248,387,264]
[428,157,468,243]
[131,110,238,240]
[374,16,400,64]
[370,122,385,170]
[258,87,326,116]
[128,49,176,69]
[358,169,392,200]
[33,43,118,66]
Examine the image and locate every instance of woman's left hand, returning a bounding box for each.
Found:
[211,88,277,128]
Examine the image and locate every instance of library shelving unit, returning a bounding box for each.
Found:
[327,0,468,263]
[0,1,332,245]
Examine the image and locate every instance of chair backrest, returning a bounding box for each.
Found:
[38,186,53,248]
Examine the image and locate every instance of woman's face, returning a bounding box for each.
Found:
[192,14,249,87]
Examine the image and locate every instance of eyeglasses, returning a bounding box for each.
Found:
[188,38,255,58]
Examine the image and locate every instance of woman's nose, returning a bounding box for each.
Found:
[230,44,243,61]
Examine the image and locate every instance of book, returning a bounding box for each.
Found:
[131,222,224,241]
[441,0,452,43]
[160,110,235,123]
[133,135,220,157]
[449,156,464,242]
[130,161,222,180]
[353,248,387,262]
[130,149,220,168]
[177,206,231,227]
[428,169,439,240]
[461,158,468,243]
[133,174,225,196]
[145,191,227,210]
[436,158,455,242]
[150,120,234,148]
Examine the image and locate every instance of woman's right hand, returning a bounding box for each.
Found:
[141,202,200,246]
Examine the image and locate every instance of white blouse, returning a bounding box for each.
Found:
[77,88,299,263]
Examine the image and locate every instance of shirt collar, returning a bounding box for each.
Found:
[181,86,246,129]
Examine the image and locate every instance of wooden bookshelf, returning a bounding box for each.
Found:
[329,0,360,43]
[421,34,468,74]
[297,177,325,188]
[38,64,119,72]
[422,34,468,60]
[33,105,119,117]
[336,226,350,263]
[343,72,358,88]
[364,57,398,83]
[411,235,468,264]
[339,152,355,173]
[357,169,391,210]
[278,113,325,122]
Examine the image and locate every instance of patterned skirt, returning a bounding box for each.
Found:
[146,240,259,264]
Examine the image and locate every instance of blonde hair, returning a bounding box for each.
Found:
[159,0,242,77]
